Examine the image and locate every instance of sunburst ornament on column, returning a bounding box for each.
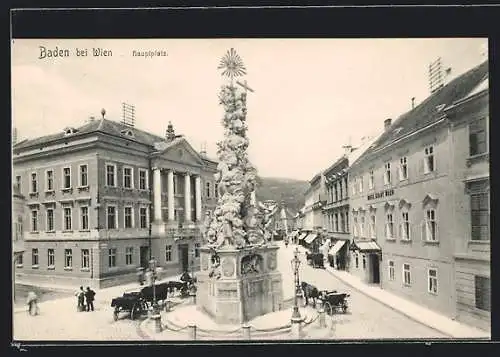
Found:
[218,48,247,80]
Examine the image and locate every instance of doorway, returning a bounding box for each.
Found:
[370,254,380,284]
[140,246,150,269]
[179,244,189,273]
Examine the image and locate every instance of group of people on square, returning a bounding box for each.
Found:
[75,286,96,312]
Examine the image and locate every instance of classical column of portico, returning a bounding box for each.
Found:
[153,167,162,222]
[184,173,192,224]
[167,170,175,223]
[195,175,202,222]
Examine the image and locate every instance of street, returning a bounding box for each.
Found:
[13,242,445,341]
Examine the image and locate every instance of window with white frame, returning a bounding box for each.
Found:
[399,157,408,180]
[47,249,55,267]
[108,248,117,267]
[428,268,438,294]
[403,263,411,286]
[469,117,487,156]
[384,163,392,185]
[64,249,73,268]
[385,213,394,239]
[165,245,172,262]
[31,172,38,193]
[139,169,148,190]
[422,209,438,242]
[62,167,71,189]
[81,249,90,269]
[123,166,133,188]
[15,175,22,192]
[124,206,133,228]
[424,146,435,173]
[46,208,54,231]
[469,180,489,241]
[401,212,410,240]
[31,209,38,232]
[32,248,39,266]
[369,170,374,190]
[140,207,148,229]
[388,260,395,281]
[370,214,376,239]
[474,276,491,312]
[126,247,133,265]
[79,164,88,187]
[16,216,23,241]
[360,215,365,237]
[107,206,117,229]
[46,170,54,191]
[63,207,72,231]
[80,206,89,230]
[106,164,116,187]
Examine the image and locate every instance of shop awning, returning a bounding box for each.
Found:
[298,232,308,241]
[351,240,381,253]
[328,240,347,256]
[304,233,318,244]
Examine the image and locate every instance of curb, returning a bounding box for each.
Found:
[324,267,486,339]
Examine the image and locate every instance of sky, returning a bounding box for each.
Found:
[11,38,488,181]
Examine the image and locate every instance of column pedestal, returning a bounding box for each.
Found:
[290,317,302,339]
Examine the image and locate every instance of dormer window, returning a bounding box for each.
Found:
[121,129,134,138]
[64,127,78,136]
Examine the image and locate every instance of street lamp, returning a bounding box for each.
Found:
[149,258,159,313]
[290,247,302,320]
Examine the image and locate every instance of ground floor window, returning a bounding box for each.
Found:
[428,268,438,294]
[17,254,24,266]
[388,260,395,281]
[126,247,133,265]
[474,276,491,311]
[165,245,172,262]
[47,249,55,267]
[64,249,73,268]
[403,263,411,286]
[108,248,117,267]
[81,249,90,269]
[32,248,39,266]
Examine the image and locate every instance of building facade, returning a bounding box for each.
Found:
[445,74,490,331]
[13,183,25,300]
[13,118,218,288]
[300,173,325,250]
[347,61,489,327]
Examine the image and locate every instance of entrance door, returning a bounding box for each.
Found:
[179,244,189,273]
[371,254,380,284]
[140,246,150,269]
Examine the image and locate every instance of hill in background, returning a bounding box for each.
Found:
[255,176,309,214]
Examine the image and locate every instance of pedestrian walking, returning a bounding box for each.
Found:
[84,286,96,312]
[26,291,39,316]
[137,267,145,286]
[75,286,85,312]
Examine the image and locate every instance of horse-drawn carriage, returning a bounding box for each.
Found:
[319,290,350,314]
[111,291,148,321]
[306,252,325,269]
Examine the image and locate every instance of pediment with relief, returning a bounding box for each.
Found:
[153,138,204,167]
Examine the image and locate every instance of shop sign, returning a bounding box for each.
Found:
[367,189,394,201]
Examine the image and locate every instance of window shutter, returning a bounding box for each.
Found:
[421,220,427,241]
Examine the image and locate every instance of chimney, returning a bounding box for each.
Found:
[411,97,416,109]
[384,118,392,131]
[165,121,176,142]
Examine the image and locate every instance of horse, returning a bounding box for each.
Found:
[300,281,320,308]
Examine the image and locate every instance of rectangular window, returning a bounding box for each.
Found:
[46,208,54,231]
[106,164,116,187]
[399,157,408,180]
[474,276,491,311]
[385,213,394,239]
[64,249,73,268]
[428,268,438,294]
[126,247,133,265]
[63,207,72,231]
[139,169,148,190]
[80,206,89,230]
[81,249,90,269]
[369,170,374,190]
[424,209,437,241]
[205,182,211,198]
[471,192,489,241]
[140,207,148,229]
[47,249,55,267]
[195,243,200,258]
[384,163,392,185]
[165,245,172,262]
[107,206,116,229]
[124,206,133,228]
[123,166,133,188]
[345,212,349,232]
[401,212,410,240]
[403,263,411,286]
[370,215,376,239]
[16,175,22,192]
[424,146,435,173]
[31,210,38,232]
[18,254,23,266]
[108,248,117,267]
[31,172,38,193]
[79,165,88,187]
[63,167,71,189]
[32,248,39,266]
[469,117,487,156]
[46,170,54,191]
[388,260,395,281]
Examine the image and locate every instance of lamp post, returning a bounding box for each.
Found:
[290,247,302,338]
[149,258,162,333]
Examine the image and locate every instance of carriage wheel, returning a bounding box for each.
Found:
[131,304,138,320]
[113,309,119,321]
[324,302,333,316]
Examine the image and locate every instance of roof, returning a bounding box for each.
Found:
[352,60,489,167]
